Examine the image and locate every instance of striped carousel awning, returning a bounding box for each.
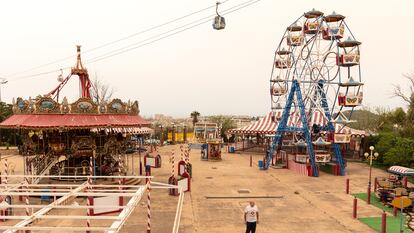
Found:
[91,127,153,135]
[227,110,366,137]
[388,166,414,176]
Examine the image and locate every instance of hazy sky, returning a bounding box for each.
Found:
[0,0,413,117]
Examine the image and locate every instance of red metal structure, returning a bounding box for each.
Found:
[47,45,91,102]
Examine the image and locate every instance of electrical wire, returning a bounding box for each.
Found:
[3,0,231,79]
[85,0,259,64]
[7,0,261,81]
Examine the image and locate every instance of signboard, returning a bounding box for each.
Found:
[392,197,412,209]
[178,178,188,193]
[295,154,308,163]
[93,196,121,215]
[334,134,351,144]
[179,163,186,176]
[315,153,331,163]
[146,157,156,167]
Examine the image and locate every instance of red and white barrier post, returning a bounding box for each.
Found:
[25,158,31,233]
[4,159,8,185]
[146,178,151,233]
[86,156,93,233]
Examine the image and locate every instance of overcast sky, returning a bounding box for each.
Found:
[0,0,413,117]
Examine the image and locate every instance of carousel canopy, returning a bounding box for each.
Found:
[0,114,149,129]
[0,97,149,129]
[227,111,366,137]
[388,166,414,176]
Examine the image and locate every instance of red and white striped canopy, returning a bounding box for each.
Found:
[388,166,414,176]
[228,111,365,136]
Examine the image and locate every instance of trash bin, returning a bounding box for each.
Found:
[258,160,264,169]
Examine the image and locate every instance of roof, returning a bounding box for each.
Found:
[227,111,366,136]
[388,166,414,176]
[0,114,150,129]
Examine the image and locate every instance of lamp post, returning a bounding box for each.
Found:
[364,146,379,204]
[0,78,8,102]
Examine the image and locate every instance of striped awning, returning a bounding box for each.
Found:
[91,127,153,135]
[228,110,365,136]
[388,166,414,176]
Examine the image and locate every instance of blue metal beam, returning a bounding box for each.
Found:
[317,80,345,175]
[265,80,319,177]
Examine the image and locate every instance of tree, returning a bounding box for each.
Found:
[90,73,114,104]
[190,111,200,127]
[393,73,414,124]
[0,102,14,146]
[209,115,236,141]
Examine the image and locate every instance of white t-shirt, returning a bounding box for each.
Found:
[244,205,258,222]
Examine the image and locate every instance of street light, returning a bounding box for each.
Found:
[0,78,8,102]
[364,146,379,204]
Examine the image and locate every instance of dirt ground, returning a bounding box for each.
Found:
[0,145,391,233]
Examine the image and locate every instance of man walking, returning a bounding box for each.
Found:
[244,201,259,233]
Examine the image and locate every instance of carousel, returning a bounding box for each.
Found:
[0,46,151,181]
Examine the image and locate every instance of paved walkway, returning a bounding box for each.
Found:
[122,145,387,233]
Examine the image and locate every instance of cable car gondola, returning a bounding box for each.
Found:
[213,2,226,30]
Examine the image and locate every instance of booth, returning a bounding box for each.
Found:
[201,139,222,161]
[144,154,161,168]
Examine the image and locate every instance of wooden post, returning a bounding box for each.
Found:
[250,155,252,167]
[346,178,350,194]
[374,177,378,191]
[393,205,397,217]
[353,197,357,219]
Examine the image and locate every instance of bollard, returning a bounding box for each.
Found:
[346,178,350,194]
[393,206,397,217]
[374,177,378,191]
[353,197,357,219]
[381,211,386,233]
[367,186,371,205]
[250,155,252,167]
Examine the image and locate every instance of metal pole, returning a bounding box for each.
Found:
[367,150,373,204]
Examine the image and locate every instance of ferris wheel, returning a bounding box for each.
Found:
[266,9,363,176]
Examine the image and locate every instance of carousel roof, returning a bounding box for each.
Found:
[0,114,149,129]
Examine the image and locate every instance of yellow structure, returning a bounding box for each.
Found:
[168,132,193,142]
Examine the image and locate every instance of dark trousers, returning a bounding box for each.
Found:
[245,221,257,233]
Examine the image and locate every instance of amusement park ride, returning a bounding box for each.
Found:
[267,9,363,176]
[0,46,151,180]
